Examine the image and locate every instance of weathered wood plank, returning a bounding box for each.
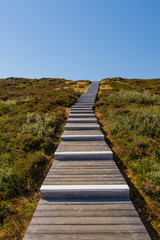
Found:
[43,181,126,185]
[53,160,116,165]
[44,176,124,179]
[30,216,142,225]
[55,166,118,170]
[24,233,151,240]
[46,171,121,176]
[36,203,136,210]
[38,200,135,208]
[26,224,147,234]
[49,168,121,172]
[33,210,138,217]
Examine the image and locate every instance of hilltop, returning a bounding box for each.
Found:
[0,77,160,239]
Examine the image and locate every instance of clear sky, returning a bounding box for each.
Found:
[0,0,160,81]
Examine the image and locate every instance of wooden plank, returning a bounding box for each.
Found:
[51,163,117,167]
[56,145,110,152]
[47,169,121,174]
[53,159,115,163]
[36,203,136,211]
[42,182,126,185]
[44,175,125,178]
[24,233,151,240]
[52,161,115,165]
[38,200,135,207]
[33,210,138,217]
[49,165,120,169]
[58,141,109,146]
[26,224,147,234]
[30,216,142,225]
[44,174,124,178]
[44,175,124,179]
[51,165,117,169]
[49,168,120,172]
[43,179,125,182]
[52,163,117,167]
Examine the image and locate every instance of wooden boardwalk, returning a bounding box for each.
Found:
[24,82,151,239]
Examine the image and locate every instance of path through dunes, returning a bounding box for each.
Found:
[24,82,151,240]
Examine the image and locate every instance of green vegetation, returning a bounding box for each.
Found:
[95,77,160,238]
[0,77,90,239]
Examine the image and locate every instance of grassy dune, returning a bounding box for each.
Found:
[0,77,90,239]
[1,76,160,239]
[95,77,160,239]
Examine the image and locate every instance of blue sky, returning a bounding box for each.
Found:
[0,0,160,81]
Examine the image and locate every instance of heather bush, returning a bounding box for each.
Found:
[107,105,160,138]
[20,113,56,138]
[105,89,160,105]
[1,99,17,105]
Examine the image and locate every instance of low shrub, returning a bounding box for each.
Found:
[19,112,56,138]
[0,152,51,199]
[0,104,11,116]
[104,89,160,105]
[0,201,13,224]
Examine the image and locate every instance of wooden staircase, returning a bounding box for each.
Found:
[24,81,151,240]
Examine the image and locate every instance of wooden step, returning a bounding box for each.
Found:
[54,151,113,160]
[65,123,100,130]
[67,118,97,123]
[69,113,95,118]
[40,184,130,200]
[61,134,104,141]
